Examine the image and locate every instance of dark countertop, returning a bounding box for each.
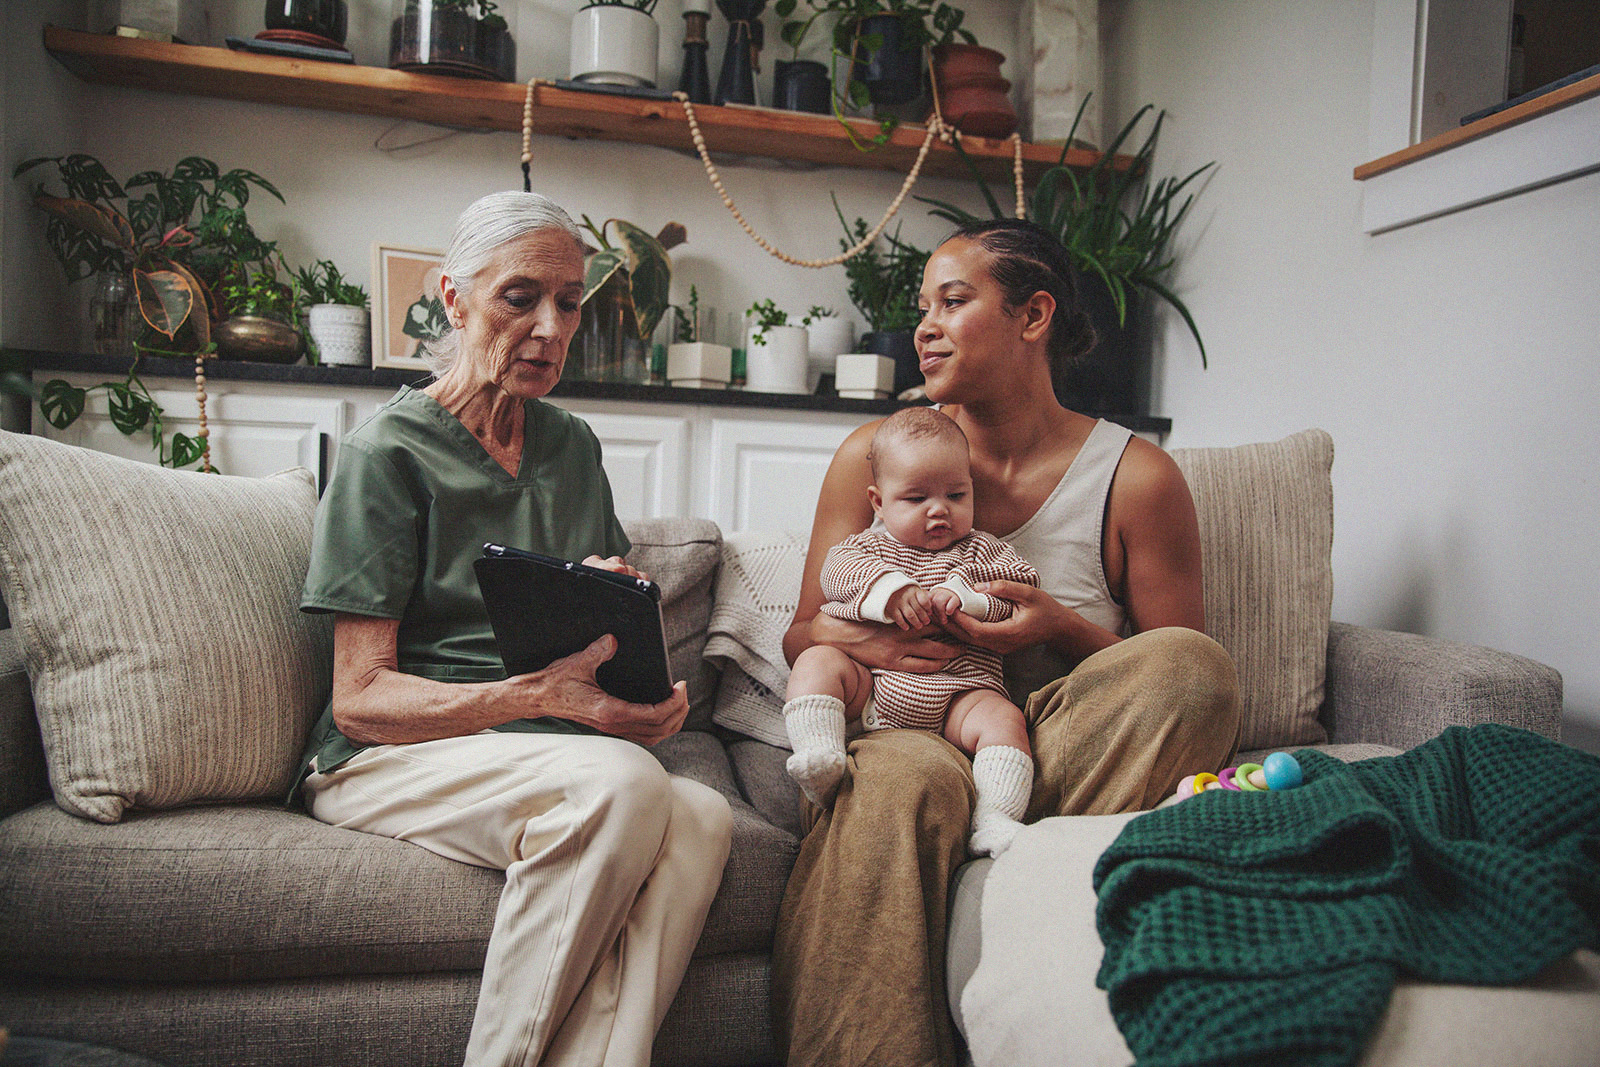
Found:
[8,348,1174,434]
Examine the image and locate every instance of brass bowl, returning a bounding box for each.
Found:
[214,315,304,363]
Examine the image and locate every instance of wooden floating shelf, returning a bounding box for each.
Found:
[43,25,1122,185]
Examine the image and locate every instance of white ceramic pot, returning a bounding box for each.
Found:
[834,353,896,399]
[746,324,810,394]
[569,4,659,88]
[666,341,732,389]
[806,315,855,391]
[307,303,371,367]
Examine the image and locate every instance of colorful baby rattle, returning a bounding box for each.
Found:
[1164,751,1304,806]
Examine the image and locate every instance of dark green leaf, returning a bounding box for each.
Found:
[38,379,86,429]
[106,382,154,435]
[169,432,206,469]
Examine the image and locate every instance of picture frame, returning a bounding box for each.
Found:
[371,242,447,370]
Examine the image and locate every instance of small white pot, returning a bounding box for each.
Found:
[806,315,855,391]
[667,341,732,388]
[307,303,371,367]
[569,5,659,88]
[746,325,810,394]
[834,353,896,399]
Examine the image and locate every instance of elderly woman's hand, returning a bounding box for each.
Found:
[583,555,649,582]
[507,633,688,746]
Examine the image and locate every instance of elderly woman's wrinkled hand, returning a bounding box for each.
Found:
[582,554,649,582]
[508,633,688,745]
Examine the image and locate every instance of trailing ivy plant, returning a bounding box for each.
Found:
[14,154,289,469]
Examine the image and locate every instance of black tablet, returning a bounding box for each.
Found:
[474,543,674,705]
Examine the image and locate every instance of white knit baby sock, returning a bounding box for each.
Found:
[968,745,1034,857]
[784,694,848,808]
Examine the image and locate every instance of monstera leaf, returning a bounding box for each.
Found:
[581,219,685,342]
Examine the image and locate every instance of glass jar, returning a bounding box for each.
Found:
[263,0,349,45]
[88,272,135,359]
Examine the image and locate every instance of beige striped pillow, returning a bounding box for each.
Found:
[0,432,332,822]
[1171,429,1334,750]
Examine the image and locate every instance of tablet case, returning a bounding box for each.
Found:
[474,544,674,705]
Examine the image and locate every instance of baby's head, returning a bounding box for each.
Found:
[867,408,975,551]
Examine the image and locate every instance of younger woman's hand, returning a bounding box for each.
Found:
[939,579,1072,655]
[810,613,956,673]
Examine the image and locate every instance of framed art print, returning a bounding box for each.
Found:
[371,243,447,370]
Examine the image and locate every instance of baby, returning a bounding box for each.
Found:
[784,407,1039,857]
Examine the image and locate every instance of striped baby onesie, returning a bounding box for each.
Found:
[819,530,1040,730]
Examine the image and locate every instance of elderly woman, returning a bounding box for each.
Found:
[296,191,732,1067]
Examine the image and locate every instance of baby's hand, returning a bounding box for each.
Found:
[886,585,935,630]
[929,586,963,620]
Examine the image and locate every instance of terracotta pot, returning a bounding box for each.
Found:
[931,44,1017,138]
[931,43,1004,86]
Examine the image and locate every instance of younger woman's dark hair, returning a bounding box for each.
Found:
[944,218,1096,369]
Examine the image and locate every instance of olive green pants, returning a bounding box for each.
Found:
[771,628,1240,1067]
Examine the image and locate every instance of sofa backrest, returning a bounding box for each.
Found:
[620,517,723,732]
[0,628,49,818]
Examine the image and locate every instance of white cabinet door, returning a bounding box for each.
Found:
[39,375,346,487]
[552,406,691,523]
[706,415,861,534]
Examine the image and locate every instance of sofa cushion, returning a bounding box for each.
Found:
[950,813,1600,1067]
[0,432,332,823]
[0,734,793,981]
[622,518,722,732]
[1171,429,1334,749]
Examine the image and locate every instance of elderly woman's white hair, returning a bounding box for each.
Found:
[420,191,586,376]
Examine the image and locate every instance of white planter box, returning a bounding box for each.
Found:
[834,353,896,399]
[667,342,732,388]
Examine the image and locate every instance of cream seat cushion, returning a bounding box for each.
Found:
[0,432,331,822]
[950,813,1600,1067]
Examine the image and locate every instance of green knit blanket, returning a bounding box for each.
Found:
[1093,724,1600,1067]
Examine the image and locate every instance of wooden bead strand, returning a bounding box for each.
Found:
[194,354,211,474]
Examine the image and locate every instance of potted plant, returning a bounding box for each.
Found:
[780,0,971,123]
[263,0,350,46]
[834,197,928,395]
[744,299,812,394]
[570,0,661,87]
[666,286,732,388]
[576,215,686,382]
[296,258,370,367]
[390,0,514,82]
[214,261,304,364]
[927,18,1016,139]
[13,153,288,469]
[770,2,831,113]
[919,94,1213,413]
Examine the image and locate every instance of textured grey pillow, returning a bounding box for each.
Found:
[1171,429,1334,750]
[622,517,722,732]
[0,432,332,822]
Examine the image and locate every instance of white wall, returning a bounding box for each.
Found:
[1103,0,1600,739]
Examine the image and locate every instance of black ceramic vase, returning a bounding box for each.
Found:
[851,14,922,105]
[773,59,830,113]
[715,0,765,105]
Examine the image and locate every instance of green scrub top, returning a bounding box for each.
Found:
[297,385,631,779]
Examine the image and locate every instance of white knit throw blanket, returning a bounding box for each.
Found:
[705,531,807,748]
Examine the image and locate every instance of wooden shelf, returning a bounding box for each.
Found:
[43,25,1120,185]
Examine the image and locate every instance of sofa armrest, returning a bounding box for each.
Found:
[0,629,50,818]
[1319,621,1563,750]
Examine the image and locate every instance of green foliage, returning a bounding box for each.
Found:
[833,196,928,333]
[917,94,1214,366]
[410,0,510,32]
[39,367,210,471]
[673,285,702,344]
[776,0,972,147]
[295,259,369,308]
[217,260,298,322]
[746,299,820,346]
[580,216,686,343]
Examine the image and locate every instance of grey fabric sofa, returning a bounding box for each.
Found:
[0,427,1580,1067]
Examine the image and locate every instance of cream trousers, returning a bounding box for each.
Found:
[305,730,733,1067]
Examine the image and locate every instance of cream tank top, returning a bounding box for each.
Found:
[997,417,1134,702]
